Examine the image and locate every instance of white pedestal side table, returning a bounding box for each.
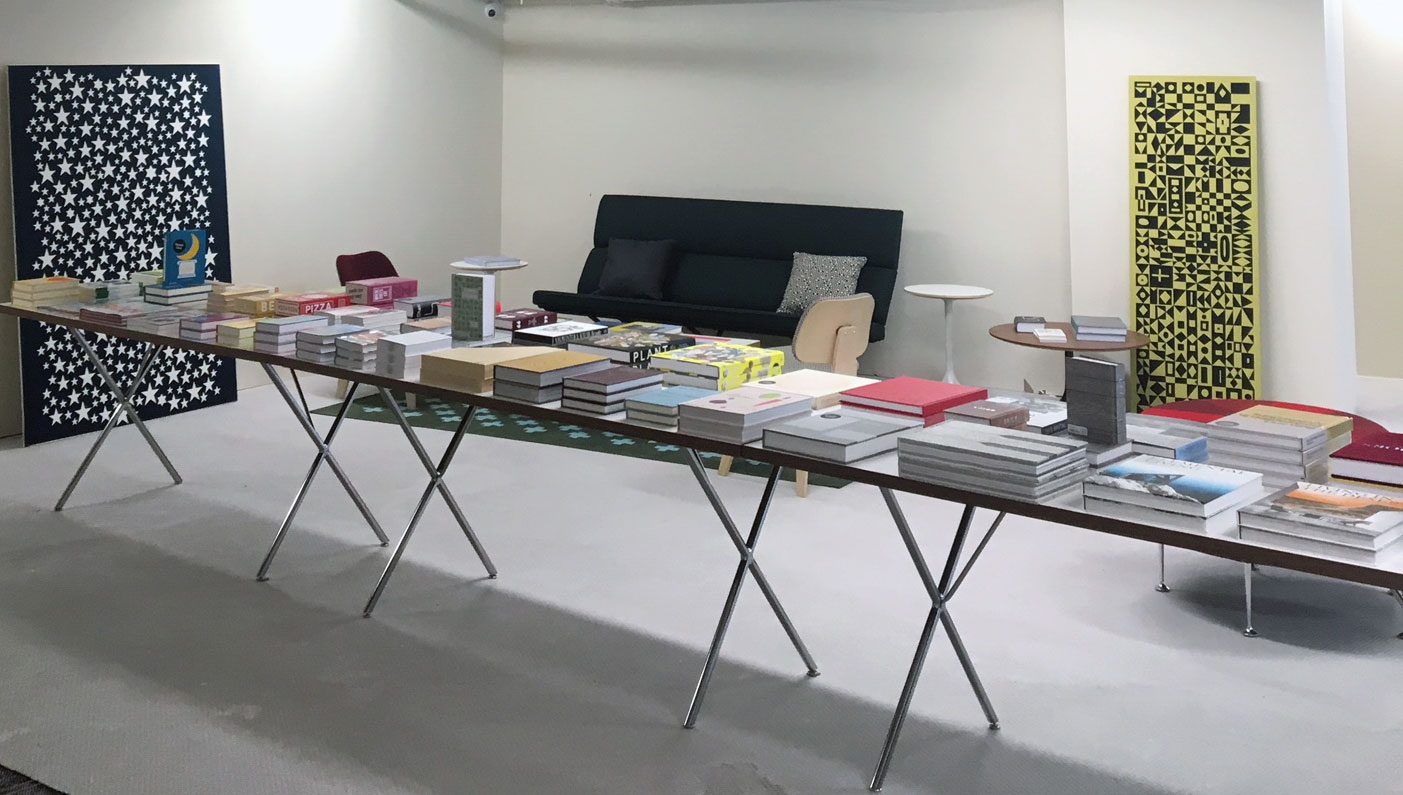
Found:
[903,283,993,384]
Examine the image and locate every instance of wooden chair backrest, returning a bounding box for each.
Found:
[793,294,874,376]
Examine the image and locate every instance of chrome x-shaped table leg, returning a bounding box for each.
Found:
[681,451,819,729]
[257,364,390,580]
[55,330,181,511]
[362,389,497,618]
[870,491,1006,792]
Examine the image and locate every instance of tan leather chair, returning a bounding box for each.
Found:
[718,294,875,496]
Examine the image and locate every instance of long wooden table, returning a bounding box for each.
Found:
[4,302,1402,792]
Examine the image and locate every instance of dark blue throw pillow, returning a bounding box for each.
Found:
[597,238,675,301]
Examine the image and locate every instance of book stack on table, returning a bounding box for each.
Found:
[511,320,608,347]
[226,291,283,317]
[377,330,451,379]
[275,292,352,317]
[297,324,363,364]
[1126,414,1209,462]
[419,346,555,394]
[345,308,408,333]
[898,423,1089,502]
[255,315,328,356]
[763,406,922,463]
[650,343,785,391]
[608,321,683,335]
[983,393,1068,435]
[131,270,163,296]
[1070,314,1128,343]
[400,317,452,335]
[562,366,664,415]
[494,351,613,404]
[347,277,417,309]
[180,313,248,343]
[1083,455,1264,533]
[1065,355,1131,466]
[744,369,877,409]
[78,301,150,327]
[335,331,388,373]
[128,309,197,336]
[1203,410,1331,489]
[944,399,1030,430]
[838,377,986,426]
[567,330,696,365]
[77,280,140,303]
[318,305,381,324]
[216,318,258,349]
[1238,482,1403,564]
[395,295,448,320]
[624,386,718,429]
[207,284,277,313]
[495,308,557,332]
[144,282,212,307]
[677,385,812,444]
[10,277,81,308]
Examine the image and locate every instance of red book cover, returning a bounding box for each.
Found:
[839,377,987,417]
[347,277,417,306]
[276,292,353,316]
[1333,434,1403,467]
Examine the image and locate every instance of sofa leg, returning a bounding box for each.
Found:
[717,455,733,477]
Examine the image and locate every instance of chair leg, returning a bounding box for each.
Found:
[407,393,417,411]
[717,455,733,477]
[794,469,809,497]
[336,379,349,399]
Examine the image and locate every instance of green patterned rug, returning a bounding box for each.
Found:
[314,393,851,489]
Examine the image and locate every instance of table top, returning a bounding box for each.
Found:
[3,301,1400,592]
[450,260,529,273]
[904,284,993,300]
[988,322,1151,353]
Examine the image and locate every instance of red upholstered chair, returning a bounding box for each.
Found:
[335,251,398,285]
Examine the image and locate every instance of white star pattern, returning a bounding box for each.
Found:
[15,66,230,440]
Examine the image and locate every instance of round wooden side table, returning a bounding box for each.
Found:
[904,284,993,384]
[987,321,1151,355]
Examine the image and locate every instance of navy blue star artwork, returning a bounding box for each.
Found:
[7,64,236,446]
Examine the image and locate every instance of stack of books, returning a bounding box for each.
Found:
[180,313,247,343]
[400,317,452,335]
[610,321,683,334]
[144,282,212,307]
[898,423,1089,502]
[1330,432,1403,487]
[1126,414,1209,462]
[336,331,388,372]
[10,276,81,308]
[216,318,258,349]
[458,255,524,269]
[562,366,664,414]
[1014,315,1045,333]
[494,350,614,404]
[1232,405,1354,454]
[677,385,812,444]
[376,330,451,379]
[944,400,1029,430]
[318,305,380,324]
[226,291,283,317]
[131,270,163,296]
[764,407,922,463]
[345,308,409,332]
[347,276,417,308]
[254,315,329,355]
[395,294,448,319]
[78,301,149,326]
[983,393,1068,435]
[1070,315,1128,342]
[495,308,557,332]
[207,284,277,313]
[77,280,140,303]
[1238,482,1403,564]
[1204,410,1330,489]
[624,386,718,428]
[129,309,196,335]
[418,346,555,393]
[838,377,986,426]
[297,324,363,364]
[275,291,353,316]
[1083,455,1264,533]
[567,330,697,365]
[511,320,609,347]
[1065,355,1131,465]
[650,343,785,390]
[743,369,877,409]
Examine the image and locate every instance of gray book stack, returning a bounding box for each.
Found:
[296,324,363,365]
[1126,414,1209,462]
[336,331,387,372]
[763,407,922,463]
[1065,355,1131,466]
[897,423,1089,502]
[1203,411,1331,490]
[376,330,452,379]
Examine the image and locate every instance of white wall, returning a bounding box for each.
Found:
[500,0,1072,390]
[1064,0,1358,409]
[0,0,505,436]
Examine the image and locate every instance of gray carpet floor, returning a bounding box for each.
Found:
[0,377,1400,795]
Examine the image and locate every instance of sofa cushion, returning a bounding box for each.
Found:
[596,238,674,301]
[776,252,867,314]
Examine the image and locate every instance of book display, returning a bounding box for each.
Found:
[763,407,922,463]
[419,346,556,394]
[650,343,784,391]
[511,320,608,347]
[562,366,665,414]
[1084,455,1264,534]
[276,292,353,316]
[296,324,363,364]
[255,315,328,355]
[207,284,277,314]
[838,377,985,425]
[377,330,452,379]
[494,350,614,404]
[1237,483,1403,563]
[744,369,877,409]
[10,277,81,308]
[898,423,1089,501]
[347,276,417,307]
[1070,314,1128,343]
[676,386,812,444]
[566,330,696,365]
[335,331,388,372]
[1204,410,1330,489]
[624,386,718,428]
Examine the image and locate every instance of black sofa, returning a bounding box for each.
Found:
[532,195,904,342]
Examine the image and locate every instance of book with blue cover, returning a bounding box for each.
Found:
[625,385,717,426]
[162,229,208,288]
[1083,454,1262,518]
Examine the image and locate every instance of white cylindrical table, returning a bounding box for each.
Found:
[449,259,529,309]
[903,283,993,384]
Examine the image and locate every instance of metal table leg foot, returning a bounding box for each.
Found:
[1243,562,1259,638]
[1156,544,1171,593]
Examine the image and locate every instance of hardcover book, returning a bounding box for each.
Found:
[511,320,608,346]
[494,350,614,387]
[419,346,555,392]
[1238,483,1403,550]
[494,308,558,331]
[899,422,1088,476]
[394,294,449,319]
[563,365,664,395]
[650,343,785,381]
[1232,405,1353,443]
[745,369,878,409]
[1070,315,1128,334]
[1014,315,1045,333]
[1208,412,1329,451]
[943,400,1030,429]
[1330,433,1403,486]
[984,394,1068,435]
[625,386,718,416]
[839,377,986,423]
[347,276,418,306]
[162,229,207,288]
[275,292,353,316]
[678,386,811,425]
[608,321,684,335]
[567,331,696,365]
[763,407,923,463]
[1084,455,1263,518]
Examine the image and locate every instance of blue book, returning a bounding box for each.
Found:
[625,386,717,423]
[163,230,208,288]
[1084,454,1262,518]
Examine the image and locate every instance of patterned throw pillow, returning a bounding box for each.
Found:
[776,252,867,314]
